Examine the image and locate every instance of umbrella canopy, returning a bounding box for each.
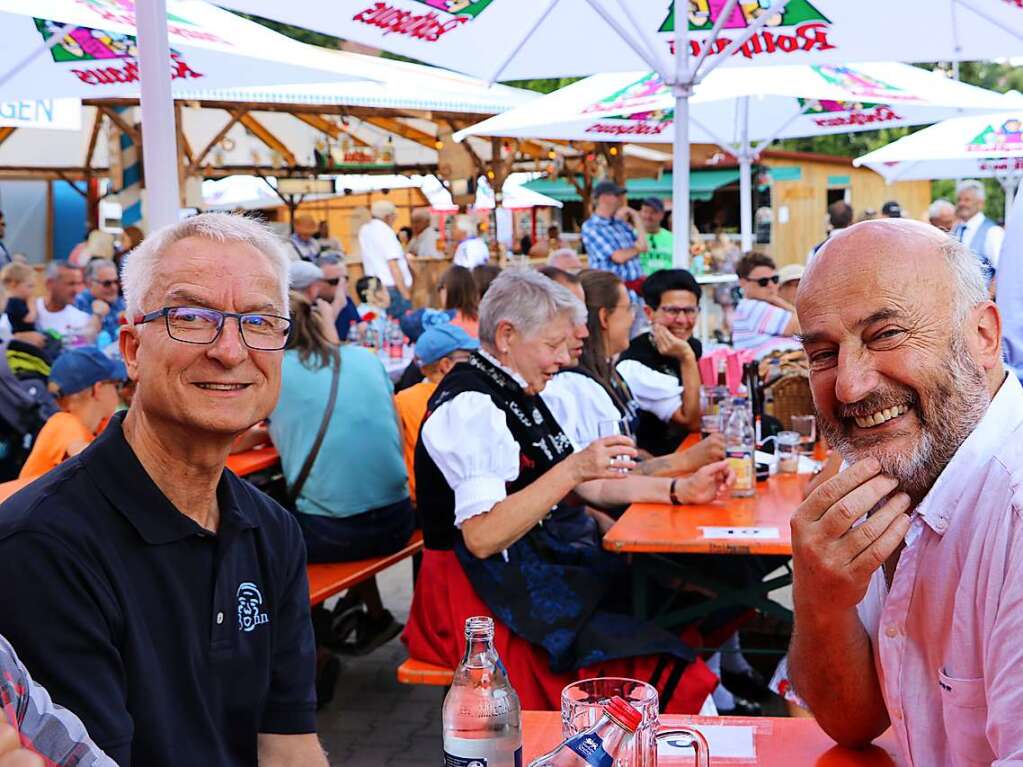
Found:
[855,110,1023,183]
[211,0,1023,266]
[214,1,1023,81]
[457,62,1014,248]
[454,63,1014,146]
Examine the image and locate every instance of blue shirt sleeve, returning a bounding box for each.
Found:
[335,297,361,341]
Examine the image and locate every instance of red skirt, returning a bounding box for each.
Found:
[402,549,718,713]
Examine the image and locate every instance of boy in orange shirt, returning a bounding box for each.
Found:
[19,347,125,480]
[393,325,477,506]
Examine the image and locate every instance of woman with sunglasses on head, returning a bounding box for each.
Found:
[616,269,704,455]
[731,252,801,359]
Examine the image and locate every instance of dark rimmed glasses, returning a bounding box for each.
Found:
[750,275,780,287]
[135,306,291,351]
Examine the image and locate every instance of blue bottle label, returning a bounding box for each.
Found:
[565,732,613,767]
[443,746,522,767]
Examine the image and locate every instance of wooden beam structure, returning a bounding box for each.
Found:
[189,109,246,173]
[98,106,140,144]
[237,112,296,167]
[0,128,16,149]
[361,116,437,150]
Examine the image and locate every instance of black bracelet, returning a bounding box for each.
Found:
[669,478,682,506]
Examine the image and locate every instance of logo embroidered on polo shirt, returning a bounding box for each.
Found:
[236,582,270,632]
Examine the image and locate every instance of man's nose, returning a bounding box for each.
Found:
[834,346,881,405]
[206,318,249,367]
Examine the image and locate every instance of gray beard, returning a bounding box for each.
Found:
[818,335,991,502]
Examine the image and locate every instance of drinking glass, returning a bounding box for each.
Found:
[700,414,722,440]
[561,678,709,766]
[791,415,817,454]
[776,430,801,473]
[597,419,634,473]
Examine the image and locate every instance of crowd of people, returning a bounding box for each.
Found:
[0,165,1014,765]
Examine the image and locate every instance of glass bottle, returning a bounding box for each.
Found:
[527,697,640,767]
[726,395,756,498]
[443,617,522,767]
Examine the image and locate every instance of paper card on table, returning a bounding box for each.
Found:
[700,526,780,540]
[657,725,756,760]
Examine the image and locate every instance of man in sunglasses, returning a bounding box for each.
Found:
[74,259,125,349]
[617,269,704,456]
[315,252,359,341]
[732,252,801,358]
[0,214,327,766]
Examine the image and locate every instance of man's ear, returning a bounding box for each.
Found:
[120,324,141,382]
[971,301,1003,372]
[643,304,655,322]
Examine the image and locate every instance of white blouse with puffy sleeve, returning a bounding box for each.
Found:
[616,359,682,423]
[541,371,620,451]
[420,391,520,528]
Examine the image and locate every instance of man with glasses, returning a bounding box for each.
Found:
[732,252,801,359]
[74,259,125,348]
[0,214,327,766]
[617,269,703,456]
[315,252,360,341]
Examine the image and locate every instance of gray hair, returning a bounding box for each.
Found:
[955,179,986,200]
[84,258,117,281]
[46,261,80,280]
[547,248,582,271]
[478,268,586,345]
[927,198,955,219]
[121,213,290,321]
[941,237,990,325]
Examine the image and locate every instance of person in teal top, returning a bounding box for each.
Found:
[639,197,675,276]
[269,293,414,656]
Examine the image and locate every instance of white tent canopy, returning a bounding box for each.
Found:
[0,0,394,101]
[214,1,1023,81]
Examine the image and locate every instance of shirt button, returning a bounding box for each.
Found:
[935,518,948,531]
[885,625,898,638]
[216,612,224,625]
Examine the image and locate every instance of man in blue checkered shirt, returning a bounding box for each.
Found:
[581,180,648,287]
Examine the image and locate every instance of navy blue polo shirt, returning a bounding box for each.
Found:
[0,412,317,766]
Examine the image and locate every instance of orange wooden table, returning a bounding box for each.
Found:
[603,473,807,557]
[521,711,900,766]
[225,446,280,478]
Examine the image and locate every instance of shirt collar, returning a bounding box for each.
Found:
[479,348,529,389]
[914,370,1021,536]
[84,411,258,545]
[965,211,985,229]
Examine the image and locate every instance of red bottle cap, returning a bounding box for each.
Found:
[605,696,642,733]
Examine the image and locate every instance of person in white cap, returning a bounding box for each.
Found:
[357,200,413,317]
[777,263,804,307]
[288,260,324,303]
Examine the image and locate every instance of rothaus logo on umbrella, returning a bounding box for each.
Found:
[968,118,1023,153]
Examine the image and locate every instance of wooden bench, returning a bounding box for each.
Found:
[307,530,424,605]
[397,658,454,687]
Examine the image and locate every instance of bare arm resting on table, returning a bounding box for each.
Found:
[636,434,725,477]
[258,733,328,766]
[788,458,911,746]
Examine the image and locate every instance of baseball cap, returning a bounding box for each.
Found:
[641,197,665,212]
[593,180,627,198]
[881,200,902,218]
[414,325,479,366]
[289,260,324,290]
[49,347,127,397]
[778,264,805,285]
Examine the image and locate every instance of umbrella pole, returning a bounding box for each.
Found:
[739,95,753,253]
[671,4,690,268]
[136,0,180,230]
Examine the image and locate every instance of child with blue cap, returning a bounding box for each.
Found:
[19,347,126,479]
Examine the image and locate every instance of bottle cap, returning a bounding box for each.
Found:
[604,696,642,733]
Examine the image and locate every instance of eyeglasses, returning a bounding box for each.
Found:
[93,279,119,288]
[748,275,780,287]
[657,305,699,319]
[135,306,291,351]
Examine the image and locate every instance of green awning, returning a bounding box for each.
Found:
[523,169,740,203]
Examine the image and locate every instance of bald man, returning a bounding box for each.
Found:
[788,219,1022,765]
[289,214,321,262]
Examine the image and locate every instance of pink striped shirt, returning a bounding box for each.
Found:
[856,372,1023,766]
[731,298,800,359]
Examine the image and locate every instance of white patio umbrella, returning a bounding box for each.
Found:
[0,0,397,228]
[455,62,1015,249]
[212,0,1023,265]
[855,110,1023,221]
